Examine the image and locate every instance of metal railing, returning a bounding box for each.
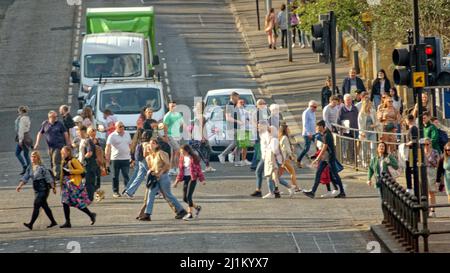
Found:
[330,123,407,171]
[380,172,423,252]
[346,26,369,50]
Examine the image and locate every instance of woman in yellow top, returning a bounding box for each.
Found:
[59,146,96,228]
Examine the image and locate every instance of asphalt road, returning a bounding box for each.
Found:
[0,0,386,253]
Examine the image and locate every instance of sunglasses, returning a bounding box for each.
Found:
[424,143,430,146]
[446,149,450,152]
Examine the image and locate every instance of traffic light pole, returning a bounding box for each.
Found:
[256,0,261,31]
[412,0,429,252]
[287,0,293,62]
[330,11,337,95]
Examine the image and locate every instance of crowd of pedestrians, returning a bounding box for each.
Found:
[13,64,450,229]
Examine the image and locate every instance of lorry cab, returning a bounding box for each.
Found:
[84,80,167,140]
[71,7,159,108]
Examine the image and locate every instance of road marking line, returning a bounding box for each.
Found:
[158,42,162,46]
[160,49,164,53]
[75,36,79,42]
[164,70,168,77]
[74,48,79,56]
[165,78,169,85]
[163,63,167,70]
[198,15,205,27]
[78,5,82,11]
[313,236,322,253]
[77,23,81,29]
[167,86,171,93]
[192,74,215,77]
[76,29,80,36]
[68,96,72,104]
[73,57,77,62]
[327,232,337,253]
[290,232,301,253]
[77,16,81,23]
[162,57,166,61]
[68,87,73,95]
[168,94,173,101]
[74,42,79,49]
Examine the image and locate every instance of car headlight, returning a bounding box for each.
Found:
[82,84,92,93]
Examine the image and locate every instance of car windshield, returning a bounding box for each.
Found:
[99,88,160,114]
[205,94,255,107]
[84,54,141,78]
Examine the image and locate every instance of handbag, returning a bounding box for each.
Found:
[387,165,401,179]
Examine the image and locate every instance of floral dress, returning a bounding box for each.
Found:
[61,159,91,209]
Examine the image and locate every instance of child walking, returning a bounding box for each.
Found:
[174,144,206,221]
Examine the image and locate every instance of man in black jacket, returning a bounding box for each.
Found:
[341,68,366,95]
[59,105,75,134]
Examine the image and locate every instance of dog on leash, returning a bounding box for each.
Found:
[94,190,105,202]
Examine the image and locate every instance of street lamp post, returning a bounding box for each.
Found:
[256,0,261,31]
[287,0,292,62]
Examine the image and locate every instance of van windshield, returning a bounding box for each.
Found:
[85,54,142,78]
[100,88,160,114]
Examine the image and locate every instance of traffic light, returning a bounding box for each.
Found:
[392,47,414,87]
[422,37,442,86]
[311,14,330,64]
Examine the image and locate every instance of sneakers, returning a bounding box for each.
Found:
[292,43,295,48]
[112,192,121,198]
[60,222,72,228]
[228,153,235,163]
[175,210,188,220]
[303,190,315,199]
[204,166,216,172]
[320,191,334,198]
[429,211,436,218]
[250,191,262,197]
[123,192,134,200]
[288,187,296,198]
[90,213,97,225]
[331,190,339,196]
[23,223,33,230]
[334,193,346,198]
[243,160,252,166]
[294,187,303,193]
[195,206,202,218]
[218,154,226,164]
[183,213,194,221]
[234,161,245,167]
[301,44,305,48]
[274,188,281,198]
[139,214,151,221]
[262,192,275,199]
[47,222,58,229]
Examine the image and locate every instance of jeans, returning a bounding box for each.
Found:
[48,147,62,180]
[281,29,287,47]
[300,30,310,46]
[145,173,184,215]
[85,167,97,202]
[125,161,148,196]
[291,25,301,44]
[373,94,381,110]
[268,177,291,193]
[182,176,197,207]
[251,140,260,169]
[112,160,130,193]
[311,160,345,194]
[405,160,419,191]
[361,133,377,163]
[255,159,265,190]
[297,135,313,163]
[129,163,140,188]
[16,144,30,169]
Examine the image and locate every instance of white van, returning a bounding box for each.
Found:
[72,33,159,108]
[84,80,167,139]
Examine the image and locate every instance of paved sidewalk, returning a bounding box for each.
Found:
[228,0,450,253]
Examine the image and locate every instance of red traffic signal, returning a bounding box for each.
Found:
[425,46,433,56]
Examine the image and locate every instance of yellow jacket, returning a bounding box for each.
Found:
[60,158,85,186]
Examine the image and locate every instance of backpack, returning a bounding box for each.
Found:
[438,128,448,151]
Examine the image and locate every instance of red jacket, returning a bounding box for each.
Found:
[177,155,205,182]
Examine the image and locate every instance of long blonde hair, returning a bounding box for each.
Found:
[361,98,373,114]
[445,143,450,162]
[31,151,43,166]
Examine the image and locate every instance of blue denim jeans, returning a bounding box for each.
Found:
[129,162,140,187]
[145,173,184,215]
[16,144,30,168]
[373,95,381,110]
[125,161,148,196]
[268,177,291,193]
[297,135,313,163]
[251,140,260,169]
[311,160,345,194]
[255,159,265,190]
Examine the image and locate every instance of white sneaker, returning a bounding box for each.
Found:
[321,191,334,198]
[429,211,436,218]
[218,154,226,164]
[243,160,252,166]
[234,161,245,167]
[331,190,339,196]
[262,192,275,199]
[228,153,235,163]
[288,187,295,198]
[292,43,295,48]
[301,44,305,48]
[123,192,135,200]
[406,189,414,195]
[204,166,216,172]
[183,213,194,221]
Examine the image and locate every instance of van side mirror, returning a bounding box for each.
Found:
[152,55,160,66]
[72,60,80,68]
[71,71,80,84]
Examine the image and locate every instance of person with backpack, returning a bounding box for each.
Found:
[16,151,58,230]
[87,127,106,202]
[423,112,440,153]
[432,117,448,153]
[77,125,98,202]
[59,146,96,228]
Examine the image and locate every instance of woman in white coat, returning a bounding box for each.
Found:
[358,99,378,167]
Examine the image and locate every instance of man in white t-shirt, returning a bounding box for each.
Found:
[105,121,132,198]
